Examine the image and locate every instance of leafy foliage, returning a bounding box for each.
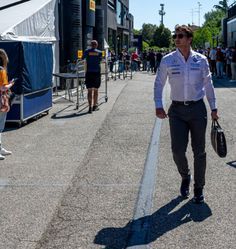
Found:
[133,29,141,36]
[141,23,157,44]
[138,23,172,49]
[153,25,172,48]
[192,5,226,48]
[204,9,225,29]
[133,1,228,49]
[192,26,213,48]
[213,0,229,13]
[142,40,150,50]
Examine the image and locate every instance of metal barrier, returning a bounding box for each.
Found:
[53,59,108,110]
[108,60,133,80]
[100,60,108,103]
[123,60,133,79]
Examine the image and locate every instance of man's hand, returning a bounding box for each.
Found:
[211,110,219,120]
[156,108,168,119]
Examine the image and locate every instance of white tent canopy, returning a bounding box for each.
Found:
[0,0,59,74]
[0,0,58,41]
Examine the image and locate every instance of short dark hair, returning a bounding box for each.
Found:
[91,40,98,48]
[175,25,193,38]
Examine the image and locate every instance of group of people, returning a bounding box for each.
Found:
[141,49,164,73]
[198,46,236,81]
[107,49,165,74]
[108,49,140,73]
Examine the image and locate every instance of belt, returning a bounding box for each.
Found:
[172,99,203,106]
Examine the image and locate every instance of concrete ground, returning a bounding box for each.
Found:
[0,72,235,249]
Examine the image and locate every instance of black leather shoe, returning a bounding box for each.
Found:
[92,105,99,111]
[88,107,92,114]
[180,175,191,198]
[193,188,204,204]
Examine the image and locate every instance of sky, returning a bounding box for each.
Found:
[129,0,235,31]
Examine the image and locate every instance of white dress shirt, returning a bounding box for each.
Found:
[154,48,217,110]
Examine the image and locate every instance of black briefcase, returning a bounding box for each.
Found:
[211,120,227,158]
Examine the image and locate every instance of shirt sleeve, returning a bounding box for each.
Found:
[82,50,87,60]
[154,59,168,108]
[99,51,102,61]
[202,58,217,110]
[0,69,8,87]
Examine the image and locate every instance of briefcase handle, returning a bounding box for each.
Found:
[211,119,222,129]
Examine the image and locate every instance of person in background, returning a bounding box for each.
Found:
[216,47,225,78]
[230,47,236,81]
[225,47,232,79]
[205,47,211,67]
[149,49,156,73]
[131,50,139,71]
[209,47,217,76]
[118,49,125,73]
[147,50,151,72]
[0,49,14,160]
[109,50,116,73]
[124,51,131,71]
[83,40,102,114]
[154,51,163,73]
[154,25,218,204]
[142,50,148,71]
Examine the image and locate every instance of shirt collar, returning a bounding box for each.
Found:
[176,48,195,61]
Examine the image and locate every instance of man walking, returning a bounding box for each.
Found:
[154,25,218,204]
[83,40,102,113]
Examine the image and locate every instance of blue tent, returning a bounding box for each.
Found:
[0,41,53,94]
[0,41,53,125]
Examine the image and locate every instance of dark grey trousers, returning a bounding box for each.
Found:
[168,100,207,189]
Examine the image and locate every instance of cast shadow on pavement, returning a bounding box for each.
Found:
[51,104,92,119]
[212,78,236,88]
[51,101,104,119]
[94,196,212,249]
[226,161,236,168]
[51,110,88,119]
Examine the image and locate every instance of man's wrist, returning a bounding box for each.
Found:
[212,108,217,112]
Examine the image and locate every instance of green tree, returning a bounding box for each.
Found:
[192,26,212,48]
[204,9,225,28]
[201,9,226,47]
[133,29,141,36]
[142,40,150,51]
[153,25,172,48]
[141,23,157,44]
[213,0,229,13]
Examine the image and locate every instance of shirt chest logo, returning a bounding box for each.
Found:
[190,57,201,71]
[89,52,99,56]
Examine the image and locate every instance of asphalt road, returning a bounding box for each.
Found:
[0,72,235,249]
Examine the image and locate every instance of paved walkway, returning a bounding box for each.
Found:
[0,72,235,249]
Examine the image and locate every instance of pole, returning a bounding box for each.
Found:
[197,2,202,27]
[159,4,166,25]
[191,9,194,25]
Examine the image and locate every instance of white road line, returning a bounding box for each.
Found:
[126,117,162,248]
[126,85,167,248]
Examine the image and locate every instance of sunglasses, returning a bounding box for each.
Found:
[172,34,186,39]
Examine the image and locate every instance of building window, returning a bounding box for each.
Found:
[108,0,116,10]
[117,0,122,25]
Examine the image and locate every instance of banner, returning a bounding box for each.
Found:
[77,50,83,59]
